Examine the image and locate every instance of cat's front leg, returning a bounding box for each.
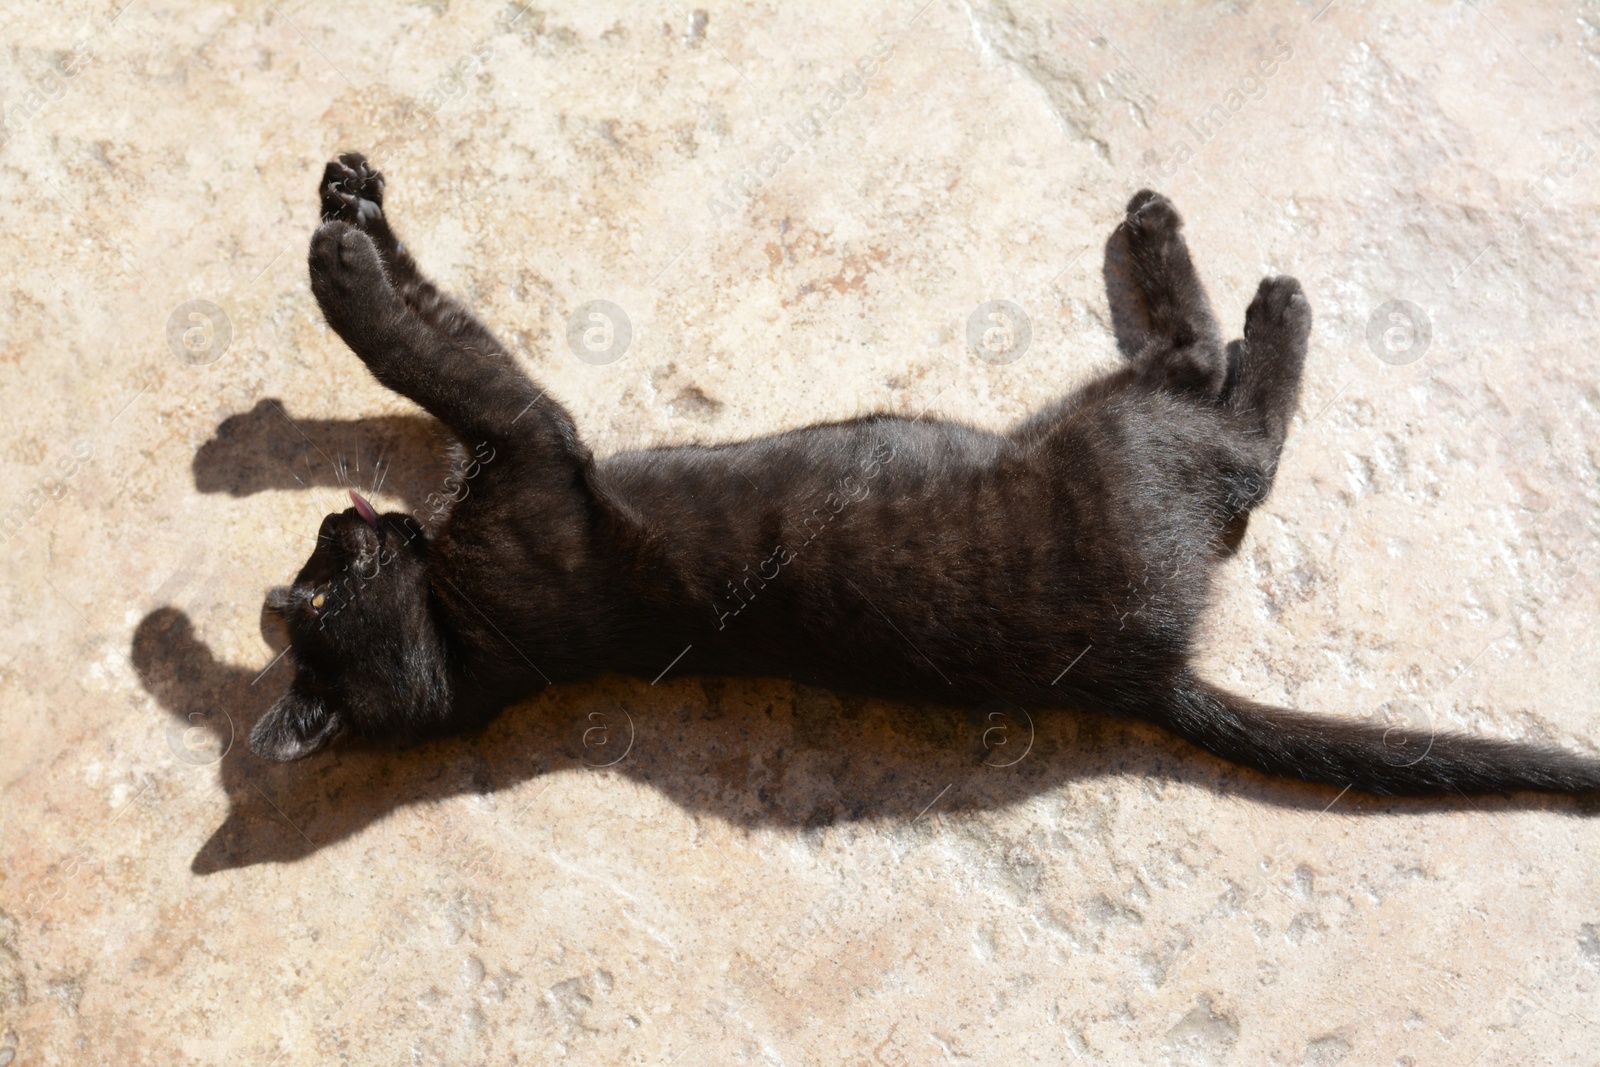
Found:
[317,151,524,369]
[308,219,409,348]
[308,221,567,447]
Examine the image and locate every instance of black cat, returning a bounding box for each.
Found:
[250,151,1600,799]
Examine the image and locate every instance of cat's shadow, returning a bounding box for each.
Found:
[191,397,452,514]
[134,596,1559,875]
[131,603,1315,874]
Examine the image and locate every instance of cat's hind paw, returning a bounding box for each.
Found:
[1244,276,1311,345]
[1123,188,1182,235]
[320,151,385,227]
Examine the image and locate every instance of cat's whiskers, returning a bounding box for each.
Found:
[370,451,389,496]
[300,450,325,490]
[268,517,329,548]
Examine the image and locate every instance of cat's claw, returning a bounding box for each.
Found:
[320,152,385,227]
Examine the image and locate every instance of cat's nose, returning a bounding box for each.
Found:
[263,586,294,613]
[339,508,380,545]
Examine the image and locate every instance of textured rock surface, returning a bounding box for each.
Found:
[4,1,1600,1063]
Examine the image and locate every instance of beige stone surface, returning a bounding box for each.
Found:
[4,0,1600,1063]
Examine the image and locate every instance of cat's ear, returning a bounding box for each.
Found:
[249,687,343,761]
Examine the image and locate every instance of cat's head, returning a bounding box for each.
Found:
[250,490,451,760]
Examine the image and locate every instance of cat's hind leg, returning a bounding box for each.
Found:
[1209,276,1312,516]
[1105,190,1228,398]
[1228,276,1311,455]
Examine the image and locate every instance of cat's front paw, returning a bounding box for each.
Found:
[320,151,385,227]
[1245,276,1311,343]
[309,220,399,333]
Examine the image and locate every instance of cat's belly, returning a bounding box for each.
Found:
[600,416,1179,705]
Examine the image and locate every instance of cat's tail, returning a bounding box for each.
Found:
[1140,676,1600,797]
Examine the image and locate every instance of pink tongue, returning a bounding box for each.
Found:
[349,489,380,529]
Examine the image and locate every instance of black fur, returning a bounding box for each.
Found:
[251,153,1600,799]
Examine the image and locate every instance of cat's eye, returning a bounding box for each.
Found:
[311,592,326,609]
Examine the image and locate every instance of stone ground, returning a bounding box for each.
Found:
[4,1,1600,1063]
